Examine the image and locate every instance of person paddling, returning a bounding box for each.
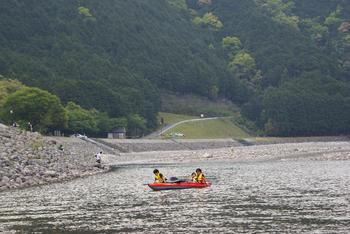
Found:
[194,168,206,183]
[153,169,167,183]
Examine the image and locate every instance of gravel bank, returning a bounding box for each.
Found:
[2,122,349,192]
[95,138,242,152]
[103,141,350,165]
[0,125,108,192]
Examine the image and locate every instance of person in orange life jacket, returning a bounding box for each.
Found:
[153,169,167,183]
[195,168,206,183]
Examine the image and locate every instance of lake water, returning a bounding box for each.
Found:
[0,160,349,233]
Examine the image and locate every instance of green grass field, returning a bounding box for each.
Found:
[158,112,197,125]
[163,118,250,139]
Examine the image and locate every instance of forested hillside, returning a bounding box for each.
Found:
[190,0,350,136]
[0,0,236,130]
[0,0,350,136]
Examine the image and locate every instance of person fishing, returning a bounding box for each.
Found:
[194,168,206,183]
[153,169,167,183]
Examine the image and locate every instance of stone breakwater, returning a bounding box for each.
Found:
[0,125,108,192]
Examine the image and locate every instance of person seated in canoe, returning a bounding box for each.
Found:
[194,168,206,183]
[153,169,167,183]
[190,172,197,182]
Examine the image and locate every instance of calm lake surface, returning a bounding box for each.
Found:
[0,160,349,233]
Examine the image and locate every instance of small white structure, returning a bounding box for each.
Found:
[108,127,126,139]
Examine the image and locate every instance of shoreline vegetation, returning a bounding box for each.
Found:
[1,122,349,192]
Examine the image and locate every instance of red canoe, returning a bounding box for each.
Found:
[148,181,211,191]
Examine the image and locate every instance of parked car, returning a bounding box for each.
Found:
[70,133,88,139]
[169,132,185,137]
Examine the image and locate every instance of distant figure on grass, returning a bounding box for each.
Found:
[153,169,167,183]
[12,122,18,127]
[95,151,103,166]
[194,168,206,183]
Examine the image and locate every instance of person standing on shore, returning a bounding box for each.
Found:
[27,122,33,132]
[95,151,102,165]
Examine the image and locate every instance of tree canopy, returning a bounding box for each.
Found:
[1,87,68,133]
[1,0,350,136]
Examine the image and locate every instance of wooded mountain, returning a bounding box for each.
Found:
[0,0,349,136]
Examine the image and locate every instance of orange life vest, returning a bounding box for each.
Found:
[155,172,166,183]
[195,172,206,183]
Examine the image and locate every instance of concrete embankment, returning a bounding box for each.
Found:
[0,125,108,192]
[94,136,350,153]
[94,138,242,152]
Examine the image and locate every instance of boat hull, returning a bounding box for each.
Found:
[148,181,211,191]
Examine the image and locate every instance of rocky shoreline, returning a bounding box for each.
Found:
[1,122,350,192]
[0,124,108,192]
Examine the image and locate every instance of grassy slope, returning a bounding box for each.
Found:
[163,118,250,139]
[158,112,197,125]
[160,91,239,117]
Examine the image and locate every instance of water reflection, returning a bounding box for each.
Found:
[0,160,349,233]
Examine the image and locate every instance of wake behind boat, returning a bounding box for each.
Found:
[148,181,211,191]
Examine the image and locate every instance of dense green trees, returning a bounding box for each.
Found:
[1,87,67,133]
[191,0,350,136]
[263,76,350,136]
[1,0,350,136]
[0,0,232,131]
[193,12,224,30]
[0,79,141,137]
[0,79,24,105]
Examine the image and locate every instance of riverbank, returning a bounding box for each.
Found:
[103,141,350,165]
[94,136,350,153]
[0,125,109,192]
[1,123,350,192]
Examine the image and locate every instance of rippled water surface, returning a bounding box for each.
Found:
[1,160,350,233]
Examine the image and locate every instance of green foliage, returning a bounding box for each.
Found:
[228,52,261,88]
[193,12,223,30]
[324,5,342,27]
[95,112,127,135]
[255,0,299,29]
[300,19,329,42]
[263,75,350,136]
[0,0,233,134]
[160,91,239,117]
[0,79,24,105]
[167,0,187,10]
[78,6,93,17]
[127,114,147,137]
[222,36,242,52]
[65,101,128,136]
[65,102,98,134]
[229,52,256,72]
[1,0,350,137]
[1,87,67,133]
